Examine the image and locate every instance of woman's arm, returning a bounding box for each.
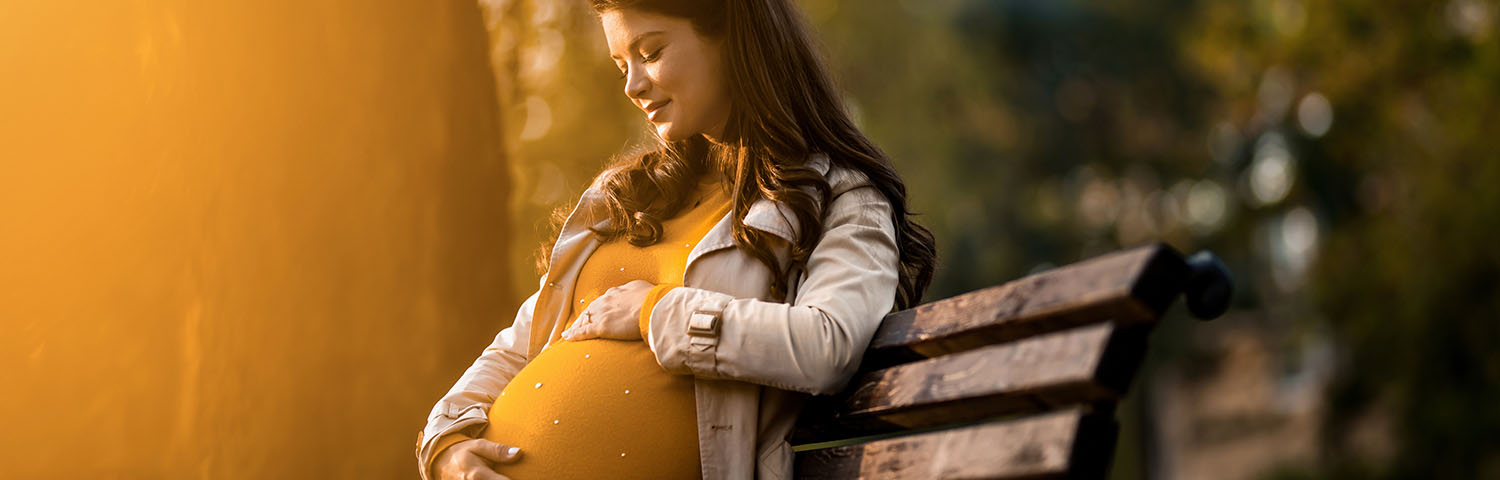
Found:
[643,185,901,396]
[415,287,540,480]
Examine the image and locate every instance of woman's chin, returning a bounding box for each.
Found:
[655,122,692,141]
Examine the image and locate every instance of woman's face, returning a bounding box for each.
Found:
[600,9,731,142]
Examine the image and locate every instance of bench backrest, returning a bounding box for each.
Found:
[790,243,1228,479]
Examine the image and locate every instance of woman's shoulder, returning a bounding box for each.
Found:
[812,153,877,198]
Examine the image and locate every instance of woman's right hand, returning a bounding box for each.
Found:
[434,438,523,480]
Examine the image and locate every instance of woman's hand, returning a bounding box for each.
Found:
[433,438,522,480]
[562,280,654,341]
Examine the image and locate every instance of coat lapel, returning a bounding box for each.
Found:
[692,152,832,264]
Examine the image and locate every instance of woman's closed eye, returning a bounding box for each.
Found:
[616,48,664,79]
[640,46,663,63]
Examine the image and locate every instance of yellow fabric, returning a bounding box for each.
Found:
[640,283,681,340]
[482,175,731,479]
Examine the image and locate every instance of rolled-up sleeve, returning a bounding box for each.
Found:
[414,288,539,480]
[642,186,900,396]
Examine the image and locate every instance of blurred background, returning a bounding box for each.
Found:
[2,0,1496,478]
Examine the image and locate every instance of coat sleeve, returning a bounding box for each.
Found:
[414,286,540,480]
[642,185,900,396]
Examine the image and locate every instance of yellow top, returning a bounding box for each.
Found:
[434,175,731,479]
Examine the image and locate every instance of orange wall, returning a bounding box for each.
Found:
[0,1,514,477]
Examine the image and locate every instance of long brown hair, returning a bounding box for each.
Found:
[548,0,935,310]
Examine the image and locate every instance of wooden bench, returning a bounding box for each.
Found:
[789,243,1233,479]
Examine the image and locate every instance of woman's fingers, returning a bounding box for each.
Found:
[562,311,593,341]
[435,439,518,480]
[562,281,651,341]
[467,439,523,465]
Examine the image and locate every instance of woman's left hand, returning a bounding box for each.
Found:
[561,280,655,342]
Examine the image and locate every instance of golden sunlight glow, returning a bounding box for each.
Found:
[0,1,514,476]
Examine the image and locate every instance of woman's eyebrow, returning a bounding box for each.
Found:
[610,31,665,60]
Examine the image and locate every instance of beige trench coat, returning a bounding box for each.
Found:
[414,153,900,480]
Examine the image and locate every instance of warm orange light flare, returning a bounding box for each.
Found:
[0,1,513,477]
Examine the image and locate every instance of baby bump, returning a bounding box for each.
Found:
[482,338,701,480]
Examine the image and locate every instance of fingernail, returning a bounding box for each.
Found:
[507,446,520,457]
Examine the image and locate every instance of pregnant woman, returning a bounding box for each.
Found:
[415,0,935,478]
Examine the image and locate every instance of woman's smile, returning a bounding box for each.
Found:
[644,99,671,122]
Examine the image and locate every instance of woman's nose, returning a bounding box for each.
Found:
[623,68,650,100]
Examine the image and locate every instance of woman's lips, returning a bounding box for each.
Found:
[646,100,670,122]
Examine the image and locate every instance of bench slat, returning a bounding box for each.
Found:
[793,408,1117,480]
[860,243,1188,370]
[793,322,1147,444]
